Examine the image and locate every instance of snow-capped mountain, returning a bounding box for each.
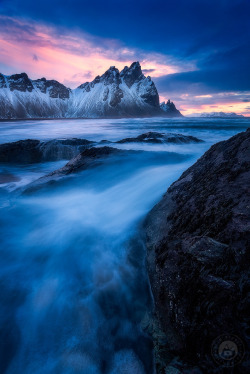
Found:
[199,112,244,118]
[160,100,182,117]
[0,62,181,119]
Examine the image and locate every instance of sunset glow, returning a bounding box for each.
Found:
[0,16,184,88]
[0,8,249,116]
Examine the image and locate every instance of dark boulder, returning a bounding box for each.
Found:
[117,132,203,144]
[0,138,94,164]
[144,129,250,373]
[0,139,41,163]
[22,146,127,193]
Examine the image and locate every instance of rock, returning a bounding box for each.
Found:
[0,138,94,163]
[22,146,128,193]
[117,132,203,144]
[0,170,20,184]
[22,146,180,194]
[33,78,71,99]
[46,146,123,176]
[120,61,143,88]
[144,129,250,373]
[38,138,93,161]
[160,100,182,117]
[8,73,34,93]
[0,139,42,163]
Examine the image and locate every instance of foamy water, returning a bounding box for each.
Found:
[0,117,249,373]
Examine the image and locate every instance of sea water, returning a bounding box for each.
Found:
[0,117,249,373]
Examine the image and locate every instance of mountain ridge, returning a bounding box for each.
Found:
[0,62,182,119]
[199,111,244,118]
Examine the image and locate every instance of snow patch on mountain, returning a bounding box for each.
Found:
[199,112,244,118]
[160,100,182,117]
[0,62,181,119]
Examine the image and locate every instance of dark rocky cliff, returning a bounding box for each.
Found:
[144,129,250,373]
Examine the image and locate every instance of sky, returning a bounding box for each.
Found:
[0,0,250,115]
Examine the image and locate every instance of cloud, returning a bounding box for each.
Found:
[0,16,186,87]
[142,69,155,74]
[1,0,249,60]
[160,91,250,116]
[0,1,250,115]
[155,68,250,96]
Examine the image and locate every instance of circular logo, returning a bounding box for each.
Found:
[211,334,245,367]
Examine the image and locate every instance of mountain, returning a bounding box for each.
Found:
[0,62,181,119]
[160,100,182,117]
[199,111,244,118]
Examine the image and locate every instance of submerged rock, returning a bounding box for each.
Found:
[45,146,123,176]
[0,170,20,184]
[0,138,94,163]
[117,132,203,144]
[22,146,128,193]
[144,129,250,373]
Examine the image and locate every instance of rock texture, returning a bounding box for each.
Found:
[144,129,250,373]
[22,146,129,193]
[0,62,181,119]
[116,132,203,144]
[160,100,182,117]
[0,138,93,163]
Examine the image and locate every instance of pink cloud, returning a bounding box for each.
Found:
[160,92,250,116]
[0,15,185,87]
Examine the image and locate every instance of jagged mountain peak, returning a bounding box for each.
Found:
[5,72,34,92]
[160,100,182,117]
[33,78,71,99]
[121,61,143,88]
[0,62,182,118]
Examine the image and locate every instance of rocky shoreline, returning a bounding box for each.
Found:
[144,128,250,373]
[0,127,249,372]
[0,132,202,165]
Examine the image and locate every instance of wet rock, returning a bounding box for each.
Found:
[117,132,203,144]
[0,171,20,184]
[22,146,127,193]
[144,129,250,373]
[0,138,94,163]
[0,139,41,163]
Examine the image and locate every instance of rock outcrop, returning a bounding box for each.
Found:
[0,132,202,165]
[160,100,182,117]
[116,132,203,144]
[0,62,182,119]
[144,129,250,373]
[22,146,131,193]
[0,138,93,163]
